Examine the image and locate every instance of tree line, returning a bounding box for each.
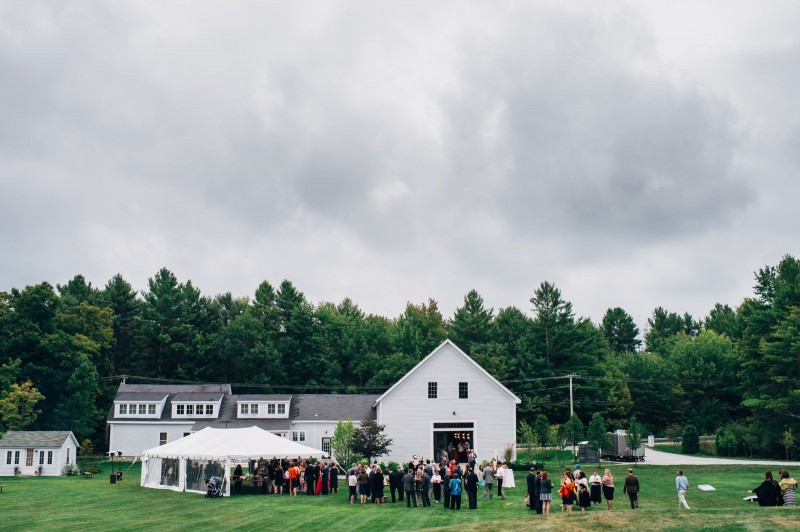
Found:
[0,255,798,458]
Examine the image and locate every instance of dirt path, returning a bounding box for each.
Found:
[643,447,800,466]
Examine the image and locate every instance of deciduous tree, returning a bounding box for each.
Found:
[352,419,393,462]
[331,418,361,466]
[0,380,45,431]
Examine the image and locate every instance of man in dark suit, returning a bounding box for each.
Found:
[305,462,317,495]
[420,470,432,507]
[527,467,537,512]
[388,466,401,503]
[424,460,435,501]
[623,468,640,509]
[403,469,417,507]
[465,466,479,509]
[534,468,543,514]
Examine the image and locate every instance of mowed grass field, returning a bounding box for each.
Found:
[1,462,798,531]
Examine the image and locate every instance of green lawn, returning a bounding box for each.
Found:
[1,462,798,531]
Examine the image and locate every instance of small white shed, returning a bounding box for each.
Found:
[0,431,79,476]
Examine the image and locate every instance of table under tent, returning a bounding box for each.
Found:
[140,426,325,497]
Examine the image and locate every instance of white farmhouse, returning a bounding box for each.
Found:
[0,431,79,476]
[107,340,520,463]
[107,384,231,456]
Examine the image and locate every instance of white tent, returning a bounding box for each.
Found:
[140,426,325,496]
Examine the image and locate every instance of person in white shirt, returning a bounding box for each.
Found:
[589,470,602,505]
[676,470,690,510]
[496,463,506,499]
[348,472,358,504]
[431,470,442,503]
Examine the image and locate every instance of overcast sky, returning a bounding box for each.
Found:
[2,1,798,331]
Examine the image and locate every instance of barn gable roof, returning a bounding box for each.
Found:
[372,339,521,406]
[0,431,78,449]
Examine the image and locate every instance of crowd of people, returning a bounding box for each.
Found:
[227,455,798,514]
[231,458,342,496]
[522,465,798,514]
[343,455,516,511]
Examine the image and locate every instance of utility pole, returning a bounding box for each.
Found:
[567,374,578,459]
[568,374,575,417]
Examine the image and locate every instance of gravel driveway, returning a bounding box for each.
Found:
[643,447,800,466]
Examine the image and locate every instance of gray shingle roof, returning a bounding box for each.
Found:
[191,419,292,431]
[115,392,169,401]
[236,394,292,401]
[118,383,232,394]
[106,384,377,425]
[0,431,75,448]
[107,384,232,422]
[171,393,226,401]
[291,394,379,421]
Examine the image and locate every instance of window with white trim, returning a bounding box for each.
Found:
[251,404,259,414]
[186,404,194,415]
[205,404,213,415]
[14,450,20,464]
[39,451,45,465]
[277,404,285,415]
[459,382,468,399]
[292,431,306,442]
[268,404,276,414]
[159,432,168,446]
[322,437,331,456]
[119,404,127,415]
[138,404,146,415]
[241,404,249,415]
[47,451,53,465]
[148,404,156,415]
[177,404,185,415]
[6,451,11,464]
[428,382,438,399]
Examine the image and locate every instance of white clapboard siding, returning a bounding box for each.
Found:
[109,422,195,457]
[289,421,339,455]
[377,340,518,463]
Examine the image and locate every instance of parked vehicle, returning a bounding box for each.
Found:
[578,430,645,463]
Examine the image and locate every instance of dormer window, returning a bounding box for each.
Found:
[117,401,162,418]
[173,401,216,418]
[238,401,288,418]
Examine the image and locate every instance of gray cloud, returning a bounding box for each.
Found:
[0,1,798,331]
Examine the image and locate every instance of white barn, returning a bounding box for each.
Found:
[0,431,79,476]
[107,340,520,464]
[374,340,521,462]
